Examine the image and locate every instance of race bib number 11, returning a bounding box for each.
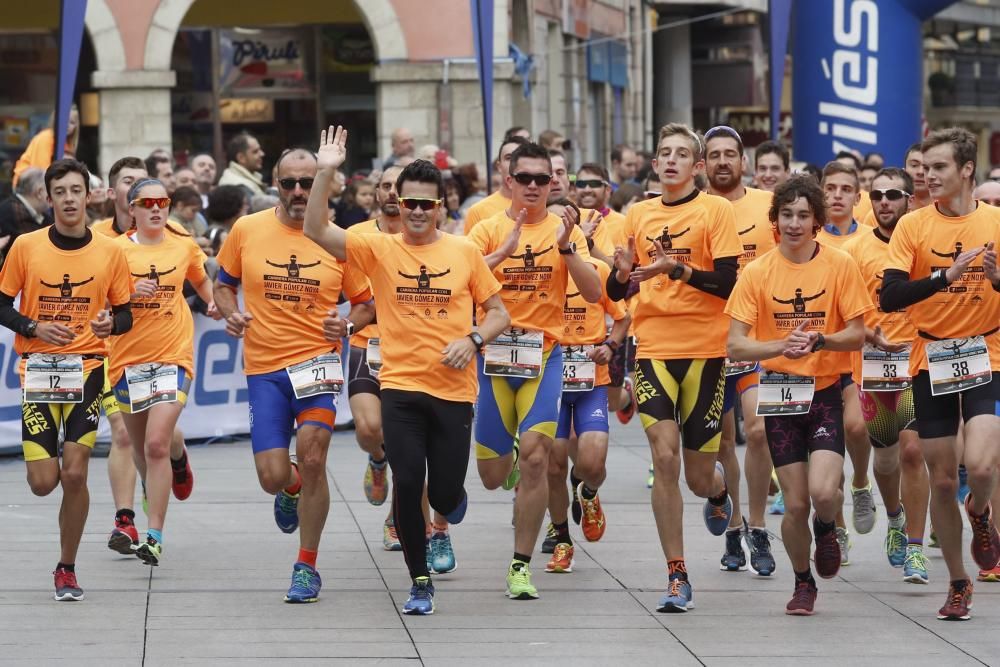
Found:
[484,329,543,378]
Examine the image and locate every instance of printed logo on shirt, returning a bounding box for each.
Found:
[395,264,452,318]
[511,244,553,268]
[771,287,827,330]
[40,273,94,299]
[502,244,554,296]
[645,226,692,262]
[397,265,451,289]
[38,273,95,331]
[562,291,586,334]
[263,254,322,307]
[131,264,177,285]
[131,265,178,312]
[931,242,986,294]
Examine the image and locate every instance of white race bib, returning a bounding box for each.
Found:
[24,354,84,404]
[286,353,344,398]
[861,344,911,392]
[366,338,382,377]
[724,359,757,377]
[484,328,544,378]
[125,363,178,413]
[562,345,596,392]
[927,336,991,396]
[756,372,815,416]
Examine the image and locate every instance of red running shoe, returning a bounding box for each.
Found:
[171,448,194,501]
[785,581,817,616]
[616,377,637,424]
[53,567,84,601]
[813,518,841,580]
[107,516,139,555]
[965,496,1000,571]
[937,579,972,621]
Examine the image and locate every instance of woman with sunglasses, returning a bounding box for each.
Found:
[108,178,219,566]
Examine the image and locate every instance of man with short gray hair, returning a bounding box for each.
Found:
[0,167,51,263]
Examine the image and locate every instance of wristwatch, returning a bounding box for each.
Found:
[345,320,355,337]
[811,333,826,352]
[24,320,37,338]
[668,264,685,280]
[558,242,577,255]
[468,332,485,352]
[931,268,950,286]
[602,339,620,352]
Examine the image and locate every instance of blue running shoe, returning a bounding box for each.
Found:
[657,575,694,613]
[885,526,908,568]
[403,576,435,615]
[430,531,457,574]
[274,490,300,534]
[703,462,732,536]
[903,546,929,584]
[284,562,321,603]
[769,490,785,515]
[957,465,970,504]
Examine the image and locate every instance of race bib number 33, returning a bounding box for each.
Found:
[861,344,911,392]
[484,329,543,378]
[286,353,344,398]
[24,354,84,404]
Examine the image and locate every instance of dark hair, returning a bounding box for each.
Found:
[834,150,862,170]
[769,174,827,233]
[873,167,914,194]
[171,185,202,208]
[502,126,529,144]
[395,159,445,200]
[755,141,790,170]
[108,156,146,188]
[144,154,170,178]
[207,185,248,223]
[861,163,880,174]
[922,127,978,179]
[576,162,610,182]
[703,126,745,156]
[128,178,190,236]
[821,160,860,190]
[547,197,580,218]
[497,135,529,161]
[509,142,552,175]
[45,158,90,196]
[904,142,923,164]
[610,144,633,164]
[443,177,467,212]
[609,183,643,212]
[226,132,256,163]
[801,164,822,181]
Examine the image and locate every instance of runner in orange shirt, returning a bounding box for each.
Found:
[726,174,873,615]
[881,128,1000,621]
[462,136,528,235]
[607,123,741,613]
[753,140,791,193]
[304,127,509,615]
[703,125,777,577]
[213,146,373,604]
[108,178,218,566]
[0,158,133,600]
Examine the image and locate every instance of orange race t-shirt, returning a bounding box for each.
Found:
[586,208,627,258]
[344,218,383,349]
[0,227,133,377]
[215,209,372,375]
[92,216,187,238]
[463,191,511,235]
[617,191,743,360]
[561,261,627,386]
[854,190,873,224]
[884,203,1000,375]
[725,244,874,390]
[468,209,592,348]
[107,232,208,384]
[731,187,776,273]
[345,231,501,402]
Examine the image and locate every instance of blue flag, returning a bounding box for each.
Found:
[55,0,88,160]
[470,0,495,189]
[768,0,793,141]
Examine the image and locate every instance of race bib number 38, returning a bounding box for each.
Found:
[484,328,543,378]
[927,336,991,396]
[861,344,911,392]
[562,345,596,392]
[286,353,344,398]
[24,354,84,404]
[125,363,178,413]
[756,372,815,416]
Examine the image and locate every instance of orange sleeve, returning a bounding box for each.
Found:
[342,262,373,304]
[215,223,243,279]
[709,200,743,259]
[616,206,637,249]
[0,236,26,297]
[724,265,759,326]
[345,230,377,276]
[185,241,209,285]
[13,130,55,183]
[570,225,592,262]
[466,216,494,254]
[837,258,875,322]
[468,243,502,305]
[108,245,134,307]
[462,209,480,236]
[885,216,916,274]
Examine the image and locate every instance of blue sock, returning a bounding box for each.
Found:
[147,528,163,544]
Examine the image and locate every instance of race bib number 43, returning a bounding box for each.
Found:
[125,363,178,413]
[286,353,344,398]
[562,345,596,392]
[24,354,84,404]
[927,336,991,396]
[756,372,815,416]
[484,329,543,378]
[861,344,911,392]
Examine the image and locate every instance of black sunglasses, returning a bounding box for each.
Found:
[575,179,606,189]
[869,188,909,202]
[278,177,315,191]
[512,172,552,186]
[399,197,442,211]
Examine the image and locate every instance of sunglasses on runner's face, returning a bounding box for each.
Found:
[512,172,552,186]
[575,179,606,189]
[399,197,442,211]
[277,177,315,191]
[869,188,910,202]
[132,197,171,209]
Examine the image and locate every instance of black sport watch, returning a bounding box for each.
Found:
[811,333,826,353]
[468,332,485,352]
[668,264,685,280]
[24,320,37,338]
[558,242,577,255]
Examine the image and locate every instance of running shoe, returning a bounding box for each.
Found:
[383,518,402,551]
[284,562,322,603]
[746,527,776,577]
[903,547,929,584]
[720,523,747,572]
[646,462,654,489]
[616,377,636,424]
[545,543,575,573]
[928,531,940,549]
[885,525,908,568]
[957,464,970,504]
[785,581,817,616]
[425,538,433,573]
[769,490,785,515]
[403,576,435,615]
[851,483,876,535]
[107,516,139,555]
[656,575,693,613]
[53,567,84,601]
[170,448,194,501]
[836,527,851,566]
[978,565,1000,582]
[273,489,300,534]
[814,523,842,579]
[363,456,389,506]
[570,477,583,526]
[429,531,457,574]
[578,483,607,542]
[702,462,732,536]
[505,560,538,600]
[937,579,972,621]
[965,495,1000,570]
[541,522,559,554]
[135,537,162,566]
[502,438,520,491]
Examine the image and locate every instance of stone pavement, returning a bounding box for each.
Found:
[0,419,998,666]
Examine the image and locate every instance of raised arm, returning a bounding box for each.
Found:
[303,126,350,261]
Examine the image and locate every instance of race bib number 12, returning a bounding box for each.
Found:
[24,354,84,404]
